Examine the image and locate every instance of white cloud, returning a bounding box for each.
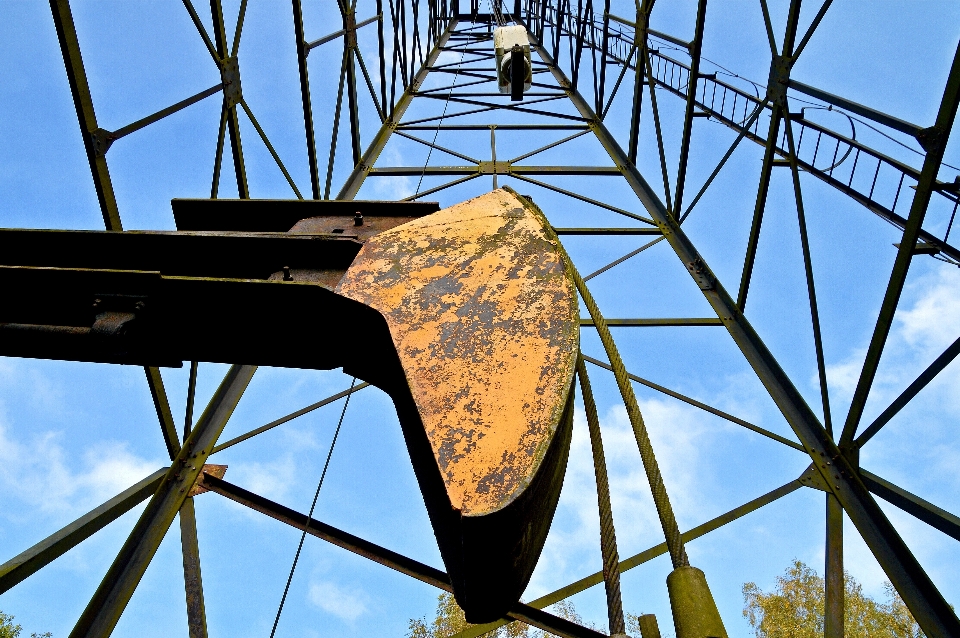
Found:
[227,454,298,503]
[825,348,868,397]
[527,397,721,599]
[369,144,416,201]
[826,265,960,414]
[308,580,370,622]
[0,421,161,519]
[898,267,960,354]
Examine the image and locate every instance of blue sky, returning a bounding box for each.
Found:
[2,1,960,637]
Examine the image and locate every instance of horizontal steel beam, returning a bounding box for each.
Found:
[397,124,590,130]
[368,166,622,175]
[580,318,723,327]
[553,227,662,235]
[305,13,381,50]
[171,198,438,232]
[102,83,223,150]
[0,468,166,593]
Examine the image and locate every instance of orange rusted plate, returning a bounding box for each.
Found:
[337,188,578,622]
[189,464,227,497]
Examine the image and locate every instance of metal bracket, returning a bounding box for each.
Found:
[478,160,510,174]
[932,175,960,193]
[915,125,944,153]
[685,257,715,290]
[221,57,242,109]
[189,464,228,497]
[765,55,790,106]
[90,128,115,157]
[91,295,146,339]
[798,463,833,493]
[345,12,358,49]
[893,240,941,256]
[799,443,855,495]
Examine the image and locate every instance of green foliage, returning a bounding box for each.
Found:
[742,559,924,638]
[0,611,51,638]
[407,592,528,638]
[0,612,22,638]
[407,593,600,638]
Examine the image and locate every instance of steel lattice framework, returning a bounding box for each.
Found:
[2,1,960,637]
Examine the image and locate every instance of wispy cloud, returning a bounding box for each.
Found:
[527,396,722,599]
[898,267,960,353]
[227,453,299,504]
[308,579,370,622]
[0,421,161,519]
[826,266,960,413]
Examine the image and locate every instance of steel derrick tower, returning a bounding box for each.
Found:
[2,1,960,637]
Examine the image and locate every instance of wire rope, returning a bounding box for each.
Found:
[414,47,468,196]
[268,376,357,638]
[488,0,507,26]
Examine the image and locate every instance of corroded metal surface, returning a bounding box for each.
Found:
[267,215,420,288]
[337,189,579,517]
[288,214,420,241]
[188,465,227,497]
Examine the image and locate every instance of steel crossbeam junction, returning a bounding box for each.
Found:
[3,0,960,637]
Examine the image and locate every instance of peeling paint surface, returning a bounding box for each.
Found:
[337,189,578,516]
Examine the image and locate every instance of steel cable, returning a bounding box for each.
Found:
[268,377,357,638]
[577,354,627,636]
[414,48,467,196]
[541,198,689,568]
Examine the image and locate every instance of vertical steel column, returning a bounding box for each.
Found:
[671,0,708,216]
[325,49,350,199]
[145,366,181,461]
[48,0,122,231]
[839,40,960,447]
[490,126,498,190]
[292,0,321,199]
[377,0,388,112]
[345,7,363,167]
[179,498,209,638]
[825,493,844,638]
[737,0,803,310]
[627,1,653,164]
[210,0,250,198]
[596,0,611,114]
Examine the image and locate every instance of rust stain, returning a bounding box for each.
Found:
[189,464,227,496]
[337,189,578,516]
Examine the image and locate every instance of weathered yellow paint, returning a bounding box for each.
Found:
[337,189,578,516]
